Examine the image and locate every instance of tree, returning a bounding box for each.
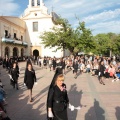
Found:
[94,33,120,56]
[40,17,95,55]
[75,21,95,54]
[93,33,109,55]
[40,17,71,51]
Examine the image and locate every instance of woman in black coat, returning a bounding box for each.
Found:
[47,69,69,120]
[24,63,37,102]
[52,58,56,71]
[43,57,47,69]
[98,61,106,85]
[73,60,78,79]
[10,62,19,90]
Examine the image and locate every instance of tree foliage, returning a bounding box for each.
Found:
[40,16,120,56]
[40,17,95,55]
[93,33,120,56]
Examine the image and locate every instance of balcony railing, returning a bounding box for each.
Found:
[2,37,14,43]
[2,37,28,46]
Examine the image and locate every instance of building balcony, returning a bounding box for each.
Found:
[22,42,28,46]
[2,37,14,43]
[2,37,28,46]
[14,40,23,44]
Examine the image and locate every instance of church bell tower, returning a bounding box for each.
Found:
[22,0,48,18]
[28,0,44,8]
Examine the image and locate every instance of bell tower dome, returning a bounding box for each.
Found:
[21,0,50,19]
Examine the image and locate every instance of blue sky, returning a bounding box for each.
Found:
[0,0,120,35]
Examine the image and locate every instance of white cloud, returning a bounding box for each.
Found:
[53,0,60,3]
[0,0,120,35]
[74,1,118,17]
[83,9,120,23]
[61,1,83,9]
[46,0,119,19]
[44,0,120,35]
[0,0,20,16]
[88,21,120,35]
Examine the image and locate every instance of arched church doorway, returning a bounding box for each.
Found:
[5,47,10,58]
[21,48,24,57]
[13,47,18,57]
[33,49,39,60]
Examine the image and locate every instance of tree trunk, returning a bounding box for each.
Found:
[110,49,112,57]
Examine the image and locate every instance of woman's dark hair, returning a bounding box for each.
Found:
[26,59,33,68]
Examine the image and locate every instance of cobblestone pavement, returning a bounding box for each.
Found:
[0,62,120,120]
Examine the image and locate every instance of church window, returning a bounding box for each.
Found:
[21,35,23,41]
[37,0,40,6]
[32,0,34,6]
[14,33,17,39]
[5,30,8,37]
[33,22,38,32]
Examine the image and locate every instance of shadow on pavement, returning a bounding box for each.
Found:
[65,69,72,75]
[0,65,49,120]
[6,84,48,120]
[76,71,82,78]
[115,106,120,120]
[33,85,49,100]
[85,99,105,120]
[68,84,83,120]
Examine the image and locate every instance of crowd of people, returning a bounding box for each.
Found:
[31,55,120,84]
[0,54,120,119]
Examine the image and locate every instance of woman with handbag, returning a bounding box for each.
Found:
[24,63,37,102]
[47,68,69,120]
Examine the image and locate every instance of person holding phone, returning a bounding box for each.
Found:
[47,70,69,120]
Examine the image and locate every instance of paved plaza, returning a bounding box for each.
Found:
[0,62,120,120]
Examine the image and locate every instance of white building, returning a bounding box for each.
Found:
[0,0,68,59]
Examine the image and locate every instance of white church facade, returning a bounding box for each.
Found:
[0,0,68,59]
